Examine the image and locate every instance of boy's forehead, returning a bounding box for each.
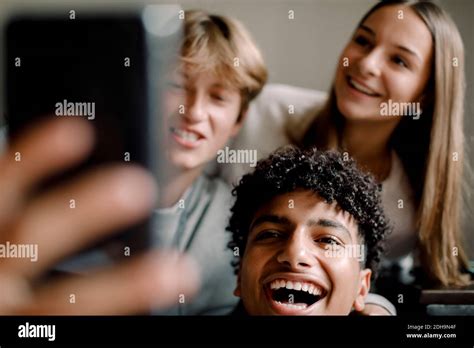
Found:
[173,61,241,90]
[254,191,358,233]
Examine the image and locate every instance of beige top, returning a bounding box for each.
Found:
[380,151,417,260]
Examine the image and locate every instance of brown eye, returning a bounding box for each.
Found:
[354,35,370,47]
[315,236,342,246]
[393,56,408,68]
[211,93,226,102]
[255,230,283,241]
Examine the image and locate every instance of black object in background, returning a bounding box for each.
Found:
[3,7,181,256]
[6,16,151,171]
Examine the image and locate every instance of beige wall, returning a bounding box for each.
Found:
[182,0,377,91]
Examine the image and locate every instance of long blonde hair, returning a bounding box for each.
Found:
[303,0,470,286]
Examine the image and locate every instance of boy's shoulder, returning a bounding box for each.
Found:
[196,173,233,202]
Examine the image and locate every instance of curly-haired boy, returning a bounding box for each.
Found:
[228,146,392,315]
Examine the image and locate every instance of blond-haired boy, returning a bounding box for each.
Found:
[153,10,267,314]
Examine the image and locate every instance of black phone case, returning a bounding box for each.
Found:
[4,14,161,256]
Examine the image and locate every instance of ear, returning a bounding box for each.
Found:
[230,108,248,138]
[352,268,371,312]
[233,264,243,298]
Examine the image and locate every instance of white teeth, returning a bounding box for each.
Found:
[349,78,377,96]
[171,127,199,142]
[269,279,324,297]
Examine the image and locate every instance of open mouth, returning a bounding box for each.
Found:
[347,76,381,97]
[170,126,204,148]
[265,279,327,313]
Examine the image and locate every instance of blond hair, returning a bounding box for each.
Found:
[181,10,267,112]
[303,0,470,286]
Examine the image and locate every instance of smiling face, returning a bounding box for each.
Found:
[235,190,371,315]
[164,67,244,171]
[334,5,433,122]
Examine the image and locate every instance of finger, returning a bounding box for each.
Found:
[0,273,33,314]
[1,164,157,280]
[0,118,94,225]
[17,251,201,315]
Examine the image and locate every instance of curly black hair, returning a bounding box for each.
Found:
[227,146,390,276]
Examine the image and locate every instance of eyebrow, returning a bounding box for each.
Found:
[358,24,422,63]
[395,45,421,62]
[359,24,376,36]
[250,214,293,231]
[249,214,352,240]
[176,73,231,91]
[307,218,352,240]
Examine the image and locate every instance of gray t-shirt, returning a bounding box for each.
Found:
[152,175,237,315]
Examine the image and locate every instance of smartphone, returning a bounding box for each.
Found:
[2,5,182,258]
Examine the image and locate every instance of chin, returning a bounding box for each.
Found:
[168,153,202,171]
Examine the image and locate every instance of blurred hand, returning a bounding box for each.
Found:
[0,118,199,314]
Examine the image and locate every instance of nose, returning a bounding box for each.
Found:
[184,92,207,123]
[356,48,382,78]
[277,230,314,270]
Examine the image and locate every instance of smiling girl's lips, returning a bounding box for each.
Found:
[345,75,382,99]
[170,126,205,149]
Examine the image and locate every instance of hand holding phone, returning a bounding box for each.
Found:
[0,118,199,314]
[3,5,182,256]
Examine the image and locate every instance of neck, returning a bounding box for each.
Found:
[338,119,400,181]
[157,166,203,208]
